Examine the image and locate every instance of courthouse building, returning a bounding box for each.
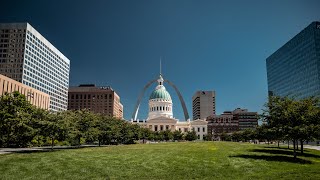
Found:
[132,74,208,140]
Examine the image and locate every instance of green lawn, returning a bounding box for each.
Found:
[0,142,320,179]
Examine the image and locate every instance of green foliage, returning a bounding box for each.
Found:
[0,92,36,147]
[0,91,211,148]
[173,130,184,141]
[185,130,197,141]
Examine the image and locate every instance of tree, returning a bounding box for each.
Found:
[140,127,153,143]
[231,131,242,142]
[185,130,197,141]
[69,110,97,146]
[173,130,184,141]
[262,95,320,158]
[41,112,70,150]
[0,92,36,147]
[220,132,231,141]
[163,130,173,141]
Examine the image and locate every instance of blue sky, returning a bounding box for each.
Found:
[1,0,319,120]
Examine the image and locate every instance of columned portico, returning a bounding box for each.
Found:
[131,73,208,140]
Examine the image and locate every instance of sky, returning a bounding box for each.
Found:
[0,0,319,120]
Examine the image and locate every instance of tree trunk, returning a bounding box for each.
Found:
[51,138,54,151]
[288,141,290,149]
[300,139,304,154]
[296,140,299,150]
[293,140,297,159]
[99,139,101,147]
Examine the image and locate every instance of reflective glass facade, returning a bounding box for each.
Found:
[266,21,320,99]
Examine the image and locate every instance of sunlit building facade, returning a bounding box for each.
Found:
[0,74,50,109]
[68,84,123,119]
[0,23,70,111]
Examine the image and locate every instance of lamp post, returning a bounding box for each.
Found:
[27,91,34,105]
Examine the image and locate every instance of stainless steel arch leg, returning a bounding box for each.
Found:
[165,80,190,121]
[132,79,157,121]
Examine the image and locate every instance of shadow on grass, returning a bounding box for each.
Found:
[230,154,312,164]
[250,149,320,158]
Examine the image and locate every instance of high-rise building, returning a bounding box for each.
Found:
[0,23,70,111]
[0,74,50,109]
[232,108,258,131]
[68,84,123,119]
[266,21,320,99]
[192,91,216,120]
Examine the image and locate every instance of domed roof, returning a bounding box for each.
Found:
[149,86,172,101]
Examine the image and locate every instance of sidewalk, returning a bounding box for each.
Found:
[0,145,108,155]
[304,145,320,151]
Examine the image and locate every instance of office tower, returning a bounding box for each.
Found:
[0,74,50,109]
[68,84,123,119]
[266,21,320,99]
[192,91,216,120]
[232,108,258,130]
[0,23,70,111]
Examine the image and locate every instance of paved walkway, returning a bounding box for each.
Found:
[304,145,320,151]
[1,144,319,155]
[0,145,108,155]
[0,147,47,154]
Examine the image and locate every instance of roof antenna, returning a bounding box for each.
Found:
[160,57,162,75]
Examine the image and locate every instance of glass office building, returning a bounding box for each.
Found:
[0,23,70,111]
[266,21,320,99]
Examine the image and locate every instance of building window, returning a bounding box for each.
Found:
[198,127,200,132]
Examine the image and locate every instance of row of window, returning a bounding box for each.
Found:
[150,106,171,112]
[69,94,113,100]
[26,30,69,71]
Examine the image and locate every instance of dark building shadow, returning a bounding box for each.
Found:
[230,154,312,164]
[250,149,320,158]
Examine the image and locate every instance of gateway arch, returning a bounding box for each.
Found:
[131,78,190,121]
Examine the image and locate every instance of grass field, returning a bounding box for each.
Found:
[0,142,320,179]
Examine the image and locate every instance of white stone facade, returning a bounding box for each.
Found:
[133,74,208,140]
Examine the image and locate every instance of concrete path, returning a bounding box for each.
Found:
[0,147,47,154]
[1,144,319,155]
[304,145,320,151]
[0,145,108,155]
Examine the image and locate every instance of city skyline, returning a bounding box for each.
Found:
[0,0,319,120]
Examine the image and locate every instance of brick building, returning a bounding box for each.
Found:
[207,108,258,140]
[68,84,123,119]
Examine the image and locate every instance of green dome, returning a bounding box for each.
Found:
[149,87,171,100]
